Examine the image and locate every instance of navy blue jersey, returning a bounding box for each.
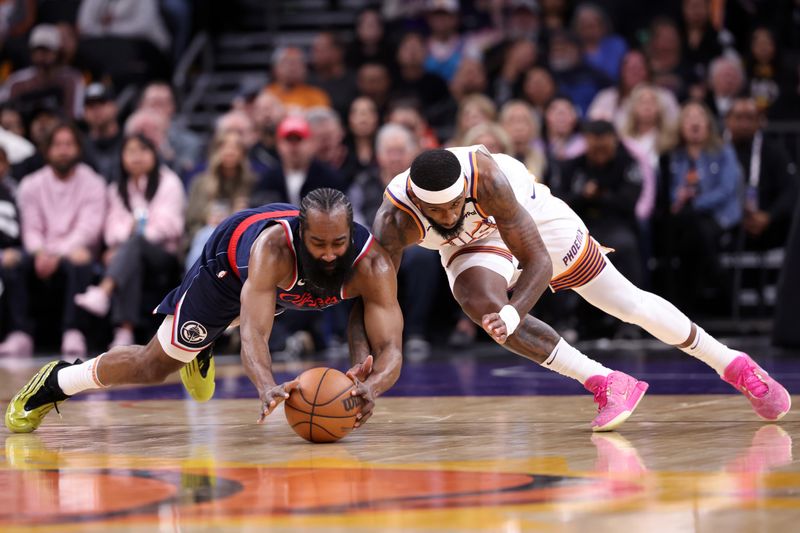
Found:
[155,203,374,354]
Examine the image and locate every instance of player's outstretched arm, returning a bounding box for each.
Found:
[240,234,298,423]
[476,152,553,342]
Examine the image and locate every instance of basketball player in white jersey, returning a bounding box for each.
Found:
[350,145,790,431]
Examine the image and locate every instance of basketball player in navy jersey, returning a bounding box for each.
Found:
[350,146,790,431]
[7,189,403,433]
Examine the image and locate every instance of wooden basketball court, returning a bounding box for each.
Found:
[2,352,799,532]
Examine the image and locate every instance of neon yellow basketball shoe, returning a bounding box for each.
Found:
[5,360,72,433]
[180,345,215,402]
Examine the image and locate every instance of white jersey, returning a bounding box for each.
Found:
[384,145,550,251]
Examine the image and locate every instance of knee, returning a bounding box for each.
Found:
[613,288,647,325]
[456,292,501,325]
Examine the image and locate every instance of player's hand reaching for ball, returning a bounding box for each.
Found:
[346,354,373,382]
[258,379,299,423]
[482,313,508,344]
[348,376,375,429]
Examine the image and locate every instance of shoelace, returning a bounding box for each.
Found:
[592,385,608,410]
[737,365,769,398]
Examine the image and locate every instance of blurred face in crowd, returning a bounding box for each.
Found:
[545,98,578,138]
[751,28,776,64]
[83,99,118,133]
[251,92,286,135]
[217,112,257,148]
[632,87,660,128]
[501,102,538,145]
[680,103,711,145]
[30,111,59,147]
[349,97,379,138]
[215,132,247,175]
[711,59,744,97]
[726,99,761,144]
[311,33,342,72]
[388,107,426,138]
[470,131,506,154]
[397,33,427,70]
[275,48,307,87]
[450,59,488,99]
[31,47,58,70]
[311,117,344,164]
[649,22,681,64]
[122,136,157,178]
[574,6,606,46]
[0,108,25,137]
[426,9,459,39]
[126,110,168,149]
[508,6,540,39]
[522,67,556,107]
[356,64,390,103]
[683,0,709,27]
[47,126,80,176]
[140,84,175,118]
[459,100,493,136]
[620,50,649,92]
[377,128,418,182]
[585,132,618,167]
[549,35,580,71]
[356,9,383,46]
[277,132,314,171]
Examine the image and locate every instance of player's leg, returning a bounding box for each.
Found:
[573,256,791,420]
[447,250,648,431]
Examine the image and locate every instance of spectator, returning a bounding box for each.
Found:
[355,62,392,116]
[492,39,538,106]
[124,108,172,170]
[76,0,170,84]
[387,99,440,150]
[462,122,513,154]
[345,96,379,181]
[656,101,742,312]
[0,104,25,138]
[12,104,60,178]
[500,99,547,177]
[254,115,345,207]
[588,49,680,128]
[541,0,572,31]
[543,96,586,161]
[391,31,451,116]
[520,66,557,119]
[679,0,724,84]
[7,123,107,357]
[618,83,678,175]
[483,0,542,81]
[348,123,439,361]
[306,106,359,186]
[449,57,489,103]
[746,26,794,119]
[556,120,645,285]
[138,81,204,177]
[308,31,358,121]
[704,55,746,122]
[0,116,34,167]
[448,93,496,146]
[265,47,331,111]
[184,131,256,267]
[213,110,272,179]
[0,0,36,70]
[75,134,185,348]
[423,0,474,83]
[82,83,122,182]
[725,97,798,250]
[0,146,27,355]
[646,17,693,100]
[250,91,286,171]
[0,24,84,119]
[572,2,628,81]
[547,29,610,115]
[345,6,394,71]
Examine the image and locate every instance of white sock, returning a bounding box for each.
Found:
[680,325,738,376]
[541,338,612,384]
[57,355,107,396]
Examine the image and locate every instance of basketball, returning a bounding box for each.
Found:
[284,367,363,443]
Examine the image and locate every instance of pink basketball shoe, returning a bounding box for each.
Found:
[722,353,791,421]
[584,371,649,432]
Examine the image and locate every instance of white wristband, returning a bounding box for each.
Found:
[498,305,521,335]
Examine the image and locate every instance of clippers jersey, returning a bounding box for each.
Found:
[384,145,549,251]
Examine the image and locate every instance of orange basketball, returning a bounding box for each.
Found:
[284,367,363,443]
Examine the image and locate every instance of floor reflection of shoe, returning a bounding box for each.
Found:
[591,433,648,474]
[722,353,792,421]
[725,425,793,473]
[405,335,431,362]
[584,371,649,432]
[180,344,216,402]
[5,360,72,433]
[4,434,60,469]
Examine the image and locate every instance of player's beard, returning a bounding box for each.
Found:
[296,236,358,295]
[428,203,466,241]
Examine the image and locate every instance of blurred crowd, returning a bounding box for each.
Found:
[0,0,797,360]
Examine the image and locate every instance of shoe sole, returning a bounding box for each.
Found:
[592,381,649,432]
[5,361,61,433]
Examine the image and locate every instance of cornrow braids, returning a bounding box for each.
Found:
[298,188,353,231]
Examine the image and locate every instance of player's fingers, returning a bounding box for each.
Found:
[355,410,374,427]
[283,379,300,391]
[363,355,374,375]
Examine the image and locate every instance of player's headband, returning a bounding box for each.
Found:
[409,175,467,204]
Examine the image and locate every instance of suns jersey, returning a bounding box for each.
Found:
[384,145,548,251]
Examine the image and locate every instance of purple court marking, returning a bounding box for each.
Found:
[73,346,800,402]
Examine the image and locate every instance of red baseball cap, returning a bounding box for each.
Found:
[277,115,311,140]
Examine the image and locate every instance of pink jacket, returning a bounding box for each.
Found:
[104,167,186,254]
[18,163,107,256]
